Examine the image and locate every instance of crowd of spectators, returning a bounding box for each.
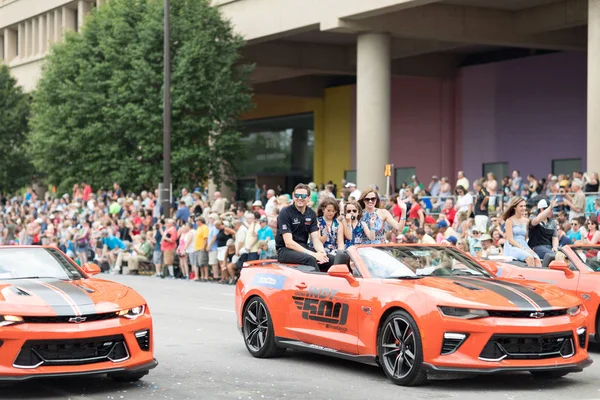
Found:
[0,169,599,281]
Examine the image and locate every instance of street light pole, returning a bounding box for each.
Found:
[162,0,171,218]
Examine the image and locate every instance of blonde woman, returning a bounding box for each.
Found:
[502,197,541,266]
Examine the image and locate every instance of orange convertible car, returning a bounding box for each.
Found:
[0,246,157,382]
[485,244,600,343]
[235,244,592,386]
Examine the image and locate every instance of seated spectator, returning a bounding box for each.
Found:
[101,229,127,271]
[416,228,435,244]
[434,220,448,243]
[275,184,333,271]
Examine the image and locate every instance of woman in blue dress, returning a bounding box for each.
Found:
[339,201,375,249]
[316,198,341,254]
[503,197,541,266]
[358,188,407,244]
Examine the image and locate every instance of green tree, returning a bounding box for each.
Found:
[29,0,253,193]
[0,64,34,193]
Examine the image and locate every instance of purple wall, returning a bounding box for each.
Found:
[459,52,587,182]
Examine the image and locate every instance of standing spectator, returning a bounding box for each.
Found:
[265,189,277,217]
[212,192,226,215]
[511,170,523,194]
[456,171,469,192]
[175,200,190,225]
[473,180,489,233]
[181,188,194,208]
[176,223,191,279]
[345,182,361,201]
[215,220,235,283]
[151,223,163,277]
[428,176,440,197]
[244,212,260,261]
[408,195,425,227]
[193,216,210,282]
[161,219,178,278]
[233,219,248,271]
[183,222,196,280]
[564,179,586,220]
[207,215,220,281]
[584,172,599,193]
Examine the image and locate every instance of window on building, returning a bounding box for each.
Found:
[344,170,356,186]
[552,158,582,176]
[236,113,314,201]
[395,167,416,192]
[483,162,508,181]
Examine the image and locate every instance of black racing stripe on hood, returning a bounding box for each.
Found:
[45,280,97,315]
[14,280,77,316]
[482,279,553,310]
[449,277,537,311]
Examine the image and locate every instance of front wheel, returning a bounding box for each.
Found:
[242,297,286,358]
[377,310,427,386]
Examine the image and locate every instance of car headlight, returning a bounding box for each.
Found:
[118,305,146,320]
[438,306,489,319]
[0,315,23,327]
[567,305,581,317]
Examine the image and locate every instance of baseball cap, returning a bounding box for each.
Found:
[436,220,448,229]
[345,182,356,188]
[252,200,263,207]
[480,234,492,242]
[446,236,458,245]
[537,199,548,209]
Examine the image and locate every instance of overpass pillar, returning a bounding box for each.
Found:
[589,0,600,174]
[356,32,391,193]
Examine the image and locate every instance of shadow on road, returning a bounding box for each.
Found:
[281,349,584,391]
[0,376,156,399]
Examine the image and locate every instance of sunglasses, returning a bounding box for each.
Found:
[347,209,358,213]
[364,197,377,202]
[294,194,308,199]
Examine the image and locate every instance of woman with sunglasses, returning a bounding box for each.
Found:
[339,201,374,249]
[358,189,406,244]
[583,216,600,245]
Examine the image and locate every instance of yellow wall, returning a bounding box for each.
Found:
[242,89,352,186]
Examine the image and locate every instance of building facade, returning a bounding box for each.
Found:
[1,0,597,195]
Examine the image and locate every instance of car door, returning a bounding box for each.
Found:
[509,252,580,292]
[286,271,360,354]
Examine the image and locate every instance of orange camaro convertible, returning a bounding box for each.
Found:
[484,244,600,343]
[0,246,157,382]
[235,244,591,386]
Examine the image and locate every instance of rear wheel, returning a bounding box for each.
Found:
[378,310,427,386]
[243,297,286,358]
[529,370,570,379]
[108,370,149,382]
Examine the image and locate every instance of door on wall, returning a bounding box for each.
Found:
[483,162,509,182]
[344,170,356,185]
[552,158,582,176]
[395,167,416,193]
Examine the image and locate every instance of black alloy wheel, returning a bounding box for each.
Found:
[242,297,285,358]
[378,310,427,386]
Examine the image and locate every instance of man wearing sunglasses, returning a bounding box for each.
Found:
[275,183,333,271]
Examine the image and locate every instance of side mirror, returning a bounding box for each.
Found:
[328,264,357,286]
[549,261,574,277]
[81,263,101,276]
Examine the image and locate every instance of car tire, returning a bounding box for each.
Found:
[377,310,427,386]
[529,370,570,379]
[108,370,149,382]
[243,296,286,358]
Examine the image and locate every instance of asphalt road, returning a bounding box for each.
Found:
[4,274,600,400]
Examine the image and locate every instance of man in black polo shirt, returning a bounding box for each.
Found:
[473,180,489,233]
[276,183,333,270]
[528,197,558,261]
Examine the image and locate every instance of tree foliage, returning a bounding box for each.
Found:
[29,0,253,193]
[0,64,34,193]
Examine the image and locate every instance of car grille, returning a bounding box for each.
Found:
[21,312,120,324]
[13,335,129,368]
[479,332,574,361]
[486,309,568,318]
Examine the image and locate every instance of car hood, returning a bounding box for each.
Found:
[0,278,130,316]
[391,276,570,311]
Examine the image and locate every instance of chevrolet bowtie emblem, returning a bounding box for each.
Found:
[68,316,87,323]
[529,312,544,319]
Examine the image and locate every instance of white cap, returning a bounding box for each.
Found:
[537,199,548,209]
[345,182,356,188]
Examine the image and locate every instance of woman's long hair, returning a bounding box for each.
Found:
[502,196,525,221]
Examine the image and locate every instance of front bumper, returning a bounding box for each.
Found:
[422,311,592,373]
[0,314,155,381]
[424,357,592,375]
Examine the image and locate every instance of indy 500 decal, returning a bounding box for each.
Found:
[293,287,348,327]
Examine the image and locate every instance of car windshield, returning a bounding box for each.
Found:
[357,246,493,279]
[0,248,83,280]
[570,246,600,272]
